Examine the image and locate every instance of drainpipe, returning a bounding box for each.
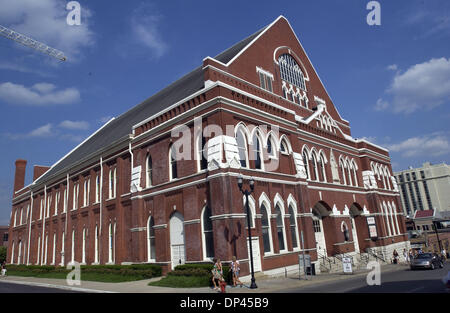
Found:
[40,185,47,265]
[63,173,69,266]
[99,157,103,263]
[26,191,33,265]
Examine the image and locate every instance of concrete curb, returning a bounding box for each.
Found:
[0,279,115,293]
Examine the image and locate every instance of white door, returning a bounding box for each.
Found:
[247,237,262,272]
[351,217,360,253]
[170,212,185,269]
[314,218,327,257]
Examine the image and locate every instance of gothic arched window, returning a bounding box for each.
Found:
[278,54,306,91]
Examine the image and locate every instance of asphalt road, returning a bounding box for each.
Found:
[280,262,450,293]
[0,281,83,293]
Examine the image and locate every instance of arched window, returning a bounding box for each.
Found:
[94,226,99,264]
[352,161,358,187]
[147,217,156,262]
[146,155,153,187]
[44,234,48,264]
[197,134,208,171]
[11,241,15,264]
[340,159,347,185]
[71,230,75,263]
[108,168,116,199]
[383,202,392,237]
[275,204,286,252]
[169,145,178,180]
[278,54,306,91]
[267,135,275,157]
[18,241,22,264]
[311,152,319,181]
[280,138,289,154]
[52,233,56,265]
[95,175,100,203]
[302,150,310,179]
[261,203,273,254]
[201,206,214,260]
[319,154,327,182]
[344,160,352,186]
[82,228,86,264]
[61,232,65,265]
[236,130,248,168]
[288,205,299,249]
[108,222,114,263]
[251,133,263,170]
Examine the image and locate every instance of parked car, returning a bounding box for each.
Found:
[410,253,444,270]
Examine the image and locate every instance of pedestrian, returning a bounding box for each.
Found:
[393,249,399,264]
[211,258,224,292]
[1,261,6,277]
[403,249,408,264]
[230,256,243,288]
[441,248,447,261]
[408,249,414,263]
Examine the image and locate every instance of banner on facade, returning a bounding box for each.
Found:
[366,216,378,239]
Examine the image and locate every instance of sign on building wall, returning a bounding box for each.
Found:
[367,216,378,239]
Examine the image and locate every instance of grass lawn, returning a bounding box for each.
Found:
[148,275,211,288]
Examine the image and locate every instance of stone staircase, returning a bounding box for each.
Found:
[318,251,387,274]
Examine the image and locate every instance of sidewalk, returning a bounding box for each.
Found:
[0,263,408,293]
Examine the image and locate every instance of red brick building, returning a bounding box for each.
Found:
[7,16,409,276]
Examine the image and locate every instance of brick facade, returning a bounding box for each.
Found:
[7,16,408,276]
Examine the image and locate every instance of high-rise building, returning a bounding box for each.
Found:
[395,162,450,217]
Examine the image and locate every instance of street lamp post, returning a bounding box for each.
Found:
[237,175,257,289]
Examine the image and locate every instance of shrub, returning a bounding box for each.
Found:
[172,263,232,286]
[5,264,162,281]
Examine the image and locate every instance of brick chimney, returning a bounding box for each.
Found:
[33,165,50,181]
[13,159,27,194]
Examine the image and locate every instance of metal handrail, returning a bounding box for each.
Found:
[366,248,386,263]
[317,252,333,271]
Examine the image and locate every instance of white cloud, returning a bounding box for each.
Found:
[130,4,168,58]
[387,64,398,71]
[0,0,94,61]
[5,123,54,140]
[385,133,450,158]
[59,120,89,130]
[29,123,53,137]
[0,82,80,106]
[376,58,450,114]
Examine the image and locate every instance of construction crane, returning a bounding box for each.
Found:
[0,24,66,61]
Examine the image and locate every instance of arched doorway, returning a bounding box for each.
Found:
[349,203,364,253]
[312,202,331,257]
[170,212,185,269]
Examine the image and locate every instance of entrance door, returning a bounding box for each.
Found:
[351,217,360,253]
[170,212,185,269]
[247,237,261,272]
[313,218,327,257]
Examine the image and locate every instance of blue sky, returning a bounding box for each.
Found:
[0,0,449,224]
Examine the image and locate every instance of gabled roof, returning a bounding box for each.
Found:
[214,25,268,64]
[35,67,205,185]
[32,23,274,187]
[414,210,434,219]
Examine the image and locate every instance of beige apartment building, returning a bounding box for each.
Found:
[395,162,450,217]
